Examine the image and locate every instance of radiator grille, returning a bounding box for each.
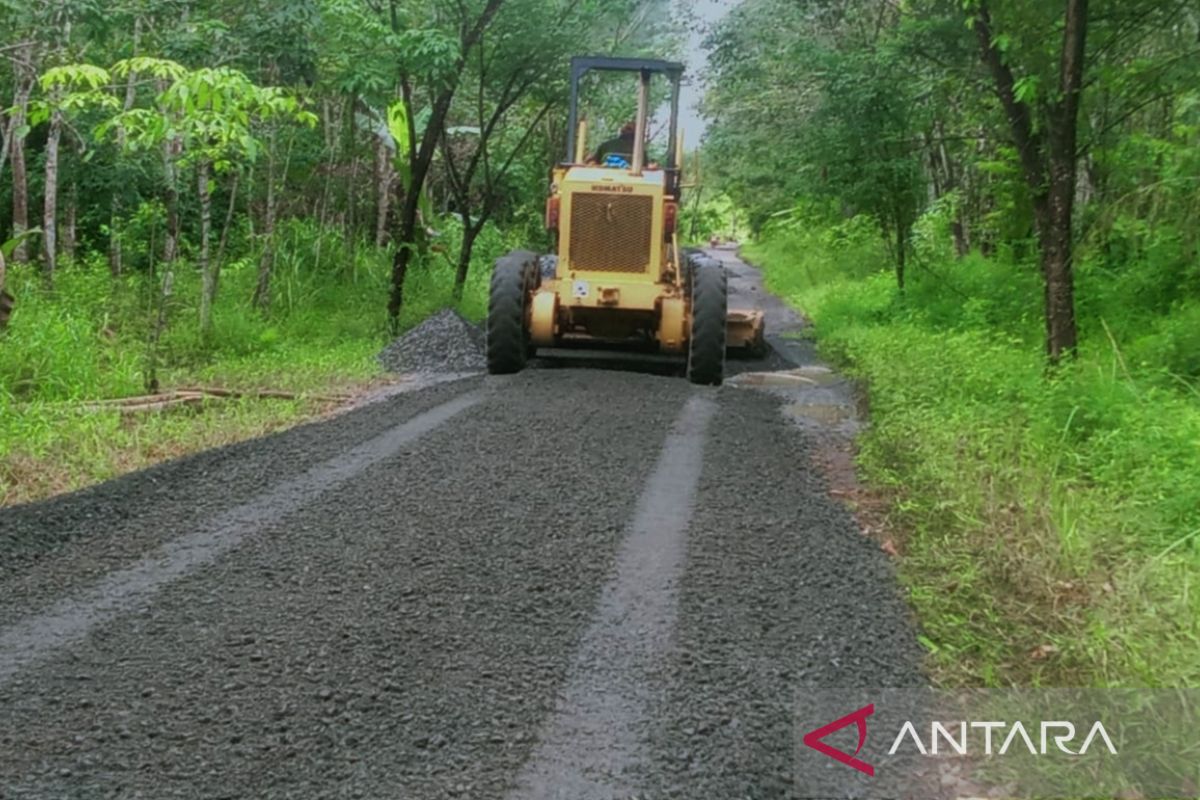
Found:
[568,193,653,273]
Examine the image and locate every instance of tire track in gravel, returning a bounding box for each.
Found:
[0,370,691,799]
[508,392,717,800]
[642,387,925,800]
[0,389,485,684]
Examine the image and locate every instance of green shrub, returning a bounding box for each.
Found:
[1,215,504,505]
[747,215,1200,687]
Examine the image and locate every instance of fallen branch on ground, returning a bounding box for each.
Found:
[73,386,353,413]
[175,386,353,403]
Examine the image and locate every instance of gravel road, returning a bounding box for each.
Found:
[0,253,922,799]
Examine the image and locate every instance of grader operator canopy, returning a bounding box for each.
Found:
[565,56,684,176]
[483,56,765,385]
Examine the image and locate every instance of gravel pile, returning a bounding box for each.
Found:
[378,309,486,373]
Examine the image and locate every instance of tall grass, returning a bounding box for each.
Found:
[746,211,1200,687]
[0,216,506,506]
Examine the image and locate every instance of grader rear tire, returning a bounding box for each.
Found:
[687,258,727,385]
[487,250,537,375]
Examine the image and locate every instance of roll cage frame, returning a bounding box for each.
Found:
[565,55,685,173]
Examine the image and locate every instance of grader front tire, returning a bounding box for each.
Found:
[487,250,537,375]
[687,258,727,386]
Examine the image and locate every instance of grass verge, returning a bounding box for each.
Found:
[744,217,1200,688]
[1,219,496,508]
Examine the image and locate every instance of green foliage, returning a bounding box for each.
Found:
[0,267,144,401]
[87,59,317,171]
[391,27,460,86]
[0,213,500,406]
[747,216,1200,686]
[0,0,689,506]
[709,0,1200,683]
[0,210,503,504]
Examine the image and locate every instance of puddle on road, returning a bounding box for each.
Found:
[730,366,858,433]
[782,401,852,425]
[727,366,842,388]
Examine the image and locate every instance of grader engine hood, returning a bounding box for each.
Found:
[558,167,667,279]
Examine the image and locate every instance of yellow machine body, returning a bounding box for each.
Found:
[531,165,690,352]
[512,55,764,372]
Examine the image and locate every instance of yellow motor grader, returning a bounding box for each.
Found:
[485,56,765,385]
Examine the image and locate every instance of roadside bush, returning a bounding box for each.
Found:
[745,218,1200,687]
[0,215,501,506]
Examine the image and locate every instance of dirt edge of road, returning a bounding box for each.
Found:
[1,369,480,510]
[718,245,905,560]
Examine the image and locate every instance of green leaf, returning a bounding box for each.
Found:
[1,229,41,259]
[387,100,412,161]
[1013,75,1040,104]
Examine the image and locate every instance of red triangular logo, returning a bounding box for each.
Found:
[802,703,875,776]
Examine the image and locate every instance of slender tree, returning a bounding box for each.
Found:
[387,0,506,328]
[972,0,1088,362]
[9,42,35,265]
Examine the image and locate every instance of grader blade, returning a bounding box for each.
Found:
[726,308,766,358]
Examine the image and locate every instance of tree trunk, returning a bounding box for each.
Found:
[374,134,393,247]
[343,96,359,250]
[1035,198,1078,361]
[1036,135,1083,360]
[0,251,11,330]
[163,137,182,263]
[10,47,33,265]
[389,215,417,328]
[0,251,10,331]
[389,92,449,326]
[951,219,969,258]
[198,161,215,335]
[388,0,507,327]
[975,0,1086,363]
[110,46,140,276]
[0,89,16,185]
[254,143,278,311]
[42,108,63,283]
[109,205,124,276]
[145,269,174,394]
[213,172,240,300]
[454,221,483,300]
[346,153,360,272]
[1040,0,1087,362]
[347,156,359,239]
[160,75,182,265]
[63,181,77,261]
[938,124,970,257]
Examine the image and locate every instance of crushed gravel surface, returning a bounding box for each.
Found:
[378,309,486,374]
[642,388,923,799]
[0,254,924,799]
[0,371,689,798]
[0,377,481,626]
